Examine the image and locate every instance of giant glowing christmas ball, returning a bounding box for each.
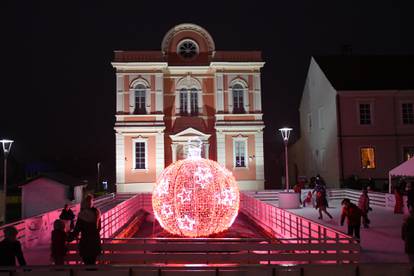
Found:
[152,156,240,237]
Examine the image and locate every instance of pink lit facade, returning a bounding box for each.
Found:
[112,24,265,193]
[290,57,414,187]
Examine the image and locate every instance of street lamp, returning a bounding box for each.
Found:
[279,128,292,192]
[1,139,13,224]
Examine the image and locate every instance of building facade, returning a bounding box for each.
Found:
[290,56,414,188]
[112,24,265,193]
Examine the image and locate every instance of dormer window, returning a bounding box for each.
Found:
[177,39,199,60]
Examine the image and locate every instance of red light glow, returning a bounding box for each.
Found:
[152,158,240,237]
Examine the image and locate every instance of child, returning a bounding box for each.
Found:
[303,191,313,207]
[51,219,67,265]
[0,226,26,267]
[341,198,362,241]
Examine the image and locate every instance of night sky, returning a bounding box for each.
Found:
[2,1,414,189]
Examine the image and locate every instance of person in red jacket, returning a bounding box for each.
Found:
[340,198,362,241]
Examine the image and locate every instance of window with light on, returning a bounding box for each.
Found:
[361,147,376,169]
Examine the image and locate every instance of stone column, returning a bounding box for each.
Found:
[171,143,178,163]
[204,143,210,159]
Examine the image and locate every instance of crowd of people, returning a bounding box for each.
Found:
[0,194,102,268]
[295,174,371,241]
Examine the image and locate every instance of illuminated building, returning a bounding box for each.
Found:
[290,56,414,188]
[112,23,265,193]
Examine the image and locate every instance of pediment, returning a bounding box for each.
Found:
[170,127,211,142]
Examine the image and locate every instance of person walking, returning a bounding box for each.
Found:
[358,188,371,228]
[341,198,362,241]
[394,183,404,214]
[0,226,26,267]
[313,181,332,219]
[51,219,67,265]
[315,190,333,220]
[68,194,101,265]
[59,204,75,232]
[402,208,414,263]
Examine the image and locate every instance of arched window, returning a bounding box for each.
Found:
[134,84,147,114]
[176,77,202,116]
[180,88,188,115]
[232,83,245,114]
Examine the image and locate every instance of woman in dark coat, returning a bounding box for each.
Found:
[69,195,101,265]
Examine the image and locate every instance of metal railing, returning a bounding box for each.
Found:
[0,263,412,276]
[65,193,359,265]
[0,193,117,248]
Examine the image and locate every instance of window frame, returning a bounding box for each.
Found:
[360,146,376,169]
[358,102,372,125]
[132,137,148,171]
[176,39,199,60]
[402,102,414,125]
[232,83,245,114]
[134,84,147,114]
[190,88,199,115]
[179,88,189,115]
[233,136,248,168]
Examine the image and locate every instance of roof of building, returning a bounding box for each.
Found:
[314,55,414,91]
[20,172,86,187]
[113,50,263,63]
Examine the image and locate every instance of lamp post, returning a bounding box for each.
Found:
[1,139,13,224]
[279,128,292,192]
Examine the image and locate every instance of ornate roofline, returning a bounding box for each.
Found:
[161,23,215,54]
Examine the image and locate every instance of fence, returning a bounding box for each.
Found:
[0,193,119,249]
[100,193,151,238]
[245,188,405,211]
[239,193,359,263]
[65,193,359,265]
[0,263,412,276]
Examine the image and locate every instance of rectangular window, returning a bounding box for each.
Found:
[233,90,244,113]
[234,140,246,168]
[403,146,414,161]
[135,142,146,169]
[180,90,188,115]
[359,103,371,125]
[402,103,414,124]
[361,147,376,169]
[190,90,198,115]
[134,90,146,114]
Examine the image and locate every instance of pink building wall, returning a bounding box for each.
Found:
[124,136,157,183]
[338,90,414,180]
